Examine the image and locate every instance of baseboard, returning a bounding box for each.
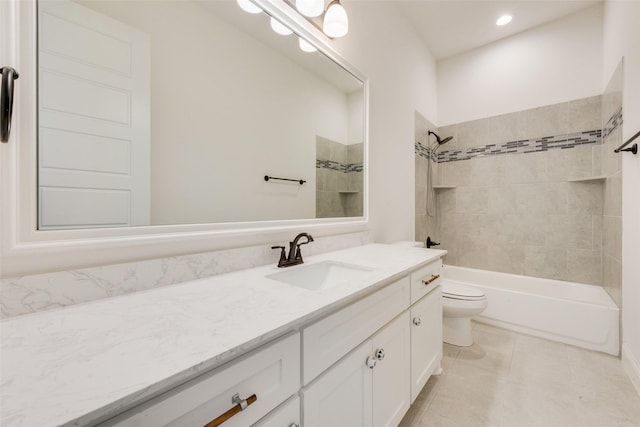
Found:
[622,343,640,397]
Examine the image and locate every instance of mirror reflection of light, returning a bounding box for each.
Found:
[270,17,294,35]
[323,0,348,38]
[296,0,324,18]
[298,37,317,52]
[237,0,262,14]
[496,15,512,26]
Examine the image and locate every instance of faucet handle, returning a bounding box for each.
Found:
[271,246,286,262]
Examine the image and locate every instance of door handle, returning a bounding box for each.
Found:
[1,67,19,143]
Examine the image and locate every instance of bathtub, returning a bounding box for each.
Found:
[443,265,620,356]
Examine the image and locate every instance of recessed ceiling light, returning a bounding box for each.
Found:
[496,15,512,26]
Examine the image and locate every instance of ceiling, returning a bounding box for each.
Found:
[394,0,602,60]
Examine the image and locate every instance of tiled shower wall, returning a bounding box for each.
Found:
[601,61,623,306]
[415,94,624,288]
[316,137,364,218]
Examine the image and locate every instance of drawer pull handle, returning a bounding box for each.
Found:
[422,274,440,285]
[204,393,257,427]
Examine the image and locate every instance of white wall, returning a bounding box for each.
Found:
[438,5,603,125]
[333,1,439,243]
[80,0,351,225]
[602,0,640,390]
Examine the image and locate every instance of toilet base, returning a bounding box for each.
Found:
[443,316,473,346]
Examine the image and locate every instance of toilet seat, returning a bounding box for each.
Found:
[442,282,486,301]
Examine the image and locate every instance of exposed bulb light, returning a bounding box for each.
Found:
[298,37,317,52]
[496,15,512,26]
[237,0,262,14]
[270,17,293,35]
[323,0,348,38]
[296,0,324,18]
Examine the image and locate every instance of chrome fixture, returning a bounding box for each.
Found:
[272,232,314,267]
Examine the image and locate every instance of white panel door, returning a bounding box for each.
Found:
[410,286,443,402]
[372,311,411,427]
[38,0,150,228]
[302,340,373,427]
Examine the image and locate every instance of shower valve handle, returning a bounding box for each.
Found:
[426,236,440,248]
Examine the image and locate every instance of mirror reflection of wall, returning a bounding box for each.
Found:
[37,0,365,230]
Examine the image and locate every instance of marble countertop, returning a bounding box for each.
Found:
[0,243,445,427]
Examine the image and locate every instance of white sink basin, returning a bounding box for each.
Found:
[266,261,374,291]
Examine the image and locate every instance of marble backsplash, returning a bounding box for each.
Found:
[0,231,373,318]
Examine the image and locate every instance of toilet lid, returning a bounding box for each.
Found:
[442,282,485,300]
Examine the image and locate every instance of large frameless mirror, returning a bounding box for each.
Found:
[36,0,365,230]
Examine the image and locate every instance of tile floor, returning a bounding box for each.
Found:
[399,322,640,427]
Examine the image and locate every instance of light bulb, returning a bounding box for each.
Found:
[270,17,293,35]
[237,0,261,14]
[298,37,317,52]
[323,0,348,38]
[496,15,512,26]
[296,0,324,18]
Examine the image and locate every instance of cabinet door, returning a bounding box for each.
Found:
[410,286,442,402]
[372,311,410,427]
[252,395,300,427]
[302,340,373,427]
[303,277,410,384]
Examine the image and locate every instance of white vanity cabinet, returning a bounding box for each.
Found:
[301,311,410,427]
[94,254,443,427]
[99,333,300,427]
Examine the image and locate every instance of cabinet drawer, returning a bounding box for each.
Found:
[252,395,300,427]
[410,259,442,304]
[302,276,410,384]
[101,333,300,427]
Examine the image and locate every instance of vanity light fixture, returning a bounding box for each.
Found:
[496,15,512,26]
[270,17,294,35]
[237,0,262,14]
[322,0,349,38]
[298,37,318,52]
[296,0,324,18]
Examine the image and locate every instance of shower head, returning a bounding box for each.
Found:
[428,130,453,145]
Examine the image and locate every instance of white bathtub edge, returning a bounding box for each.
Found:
[473,315,619,356]
[622,344,640,396]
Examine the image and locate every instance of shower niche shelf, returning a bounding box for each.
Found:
[568,176,606,183]
[432,185,456,190]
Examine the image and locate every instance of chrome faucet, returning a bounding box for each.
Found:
[271,232,314,268]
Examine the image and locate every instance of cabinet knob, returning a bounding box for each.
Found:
[289,424,300,427]
[413,317,421,326]
[366,356,377,369]
[375,348,385,361]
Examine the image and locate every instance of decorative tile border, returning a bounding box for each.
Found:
[603,107,623,140]
[316,160,363,173]
[416,129,602,163]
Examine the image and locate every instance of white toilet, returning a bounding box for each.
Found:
[442,281,487,346]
